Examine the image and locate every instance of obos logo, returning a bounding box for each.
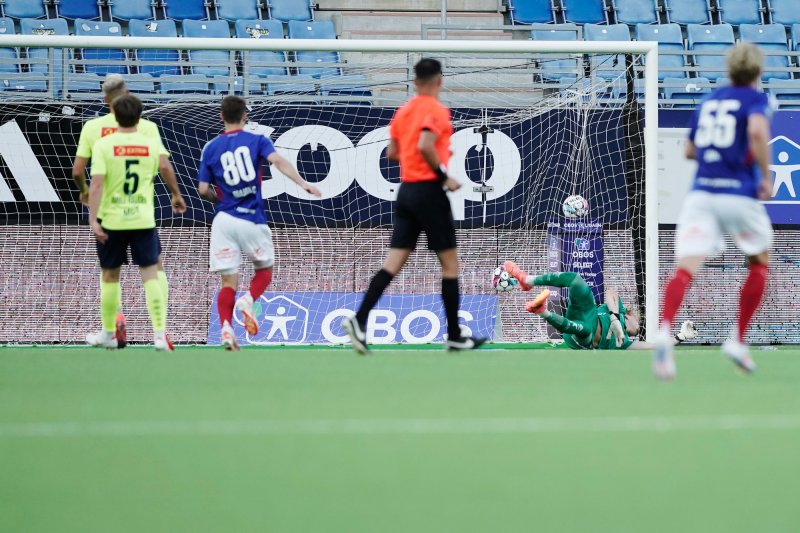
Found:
[768,136,800,201]
[574,237,591,251]
[239,295,309,345]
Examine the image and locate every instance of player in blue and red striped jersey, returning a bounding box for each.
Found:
[197,96,321,350]
[655,42,775,380]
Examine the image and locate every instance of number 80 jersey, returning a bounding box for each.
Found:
[688,85,774,199]
[198,129,277,224]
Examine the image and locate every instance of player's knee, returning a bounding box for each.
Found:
[252,260,273,271]
[101,268,121,283]
[747,252,769,266]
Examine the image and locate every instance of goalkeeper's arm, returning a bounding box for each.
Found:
[627,321,698,350]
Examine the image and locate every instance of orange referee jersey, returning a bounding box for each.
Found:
[389,94,453,183]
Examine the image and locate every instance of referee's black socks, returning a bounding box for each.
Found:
[442,277,461,340]
[355,269,394,326]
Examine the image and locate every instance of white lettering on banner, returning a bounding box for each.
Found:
[368,309,397,344]
[0,120,59,202]
[254,124,523,220]
[319,308,478,344]
[320,309,354,344]
[400,310,440,344]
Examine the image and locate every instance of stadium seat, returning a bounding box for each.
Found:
[0,18,22,88]
[530,25,581,82]
[74,19,127,75]
[766,78,800,108]
[235,20,288,77]
[217,0,260,20]
[287,21,339,77]
[739,24,790,80]
[717,0,762,24]
[561,0,607,24]
[663,76,711,107]
[687,24,734,82]
[122,73,156,92]
[613,0,659,25]
[635,23,688,80]
[3,0,47,19]
[182,19,232,76]
[19,18,70,93]
[584,24,631,80]
[163,0,210,20]
[159,73,210,93]
[109,0,156,20]
[265,74,317,99]
[268,0,312,22]
[129,19,181,76]
[507,0,556,24]
[770,0,800,26]
[663,0,711,24]
[211,75,267,95]
[792,24,800,50]
[320,75,372,105]
[56,0,103,20]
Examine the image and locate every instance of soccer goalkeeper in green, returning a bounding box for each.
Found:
[503,261,697,349]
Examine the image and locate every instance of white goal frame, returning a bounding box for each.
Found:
[0,35,660,341]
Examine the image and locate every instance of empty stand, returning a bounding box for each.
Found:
[163,0,210,20]
[769,0,800,26]
[664,0,711,24]
[663,76,711,107]
[288,20,340,77]
[182,19,231,76]
[613,0,659,25]
[584,23,630,80]
[635,23,688,80]
[268,0,312,22]
[56,0,103,20]
[687,23,734,81]
[19,17,70,93]
[217,0,260,21]
[109,0,156,20]
[3,0,48,19]
[739,24,791,80]
[561,0,607,24]
[159,72,209,93]
[530,25,581,82]
[792,24,800,50]
[265,74,317,102]
[74,19,126,75]
[717,0,762,25]
[235,19,288,77]
[129,18,181,76]
[508,0,556,24]
[320,74,372,104]
[766,79,800,108]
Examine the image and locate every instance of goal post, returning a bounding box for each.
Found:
[0,34,659,344]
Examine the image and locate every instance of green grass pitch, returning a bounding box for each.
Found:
[2,344,800,533]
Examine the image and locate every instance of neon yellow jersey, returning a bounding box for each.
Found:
[75,113,163,159]
[91,131,169,230]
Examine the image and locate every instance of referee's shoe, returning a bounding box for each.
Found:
[445,335,488,351]
[343,316,369,355]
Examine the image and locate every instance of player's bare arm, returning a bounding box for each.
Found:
[748,113,772,200]
[71,156,90,206]
[158,155,187,214]
[267,152,322,197]
[418,130,460,192]
[684,140,697,161]
[88,172,108,243]
[197,181,218,205]
[386,139,399,162]
[604,287,625,347]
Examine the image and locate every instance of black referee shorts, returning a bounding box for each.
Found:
[390,180,457,252]
[96,227,161,269]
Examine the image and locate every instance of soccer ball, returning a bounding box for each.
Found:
[492,265,518,292]
[562,195,589,218]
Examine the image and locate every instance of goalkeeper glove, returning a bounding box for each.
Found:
[675,320,698,343]
[607,314,625,348]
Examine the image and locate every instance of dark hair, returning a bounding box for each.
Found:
[221,95,248,124]
[414,58,443,83]
[111,94,143,128]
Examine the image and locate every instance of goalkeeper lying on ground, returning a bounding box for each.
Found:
[503,261,697,350]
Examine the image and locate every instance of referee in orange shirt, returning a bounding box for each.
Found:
[344,58,487,353]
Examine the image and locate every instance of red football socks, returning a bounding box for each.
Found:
[249,268,273,300]
[217,286,235,326]
[661,268,693,330]
[738,263,768,343]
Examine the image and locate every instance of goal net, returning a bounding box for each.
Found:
[0,35,659,345]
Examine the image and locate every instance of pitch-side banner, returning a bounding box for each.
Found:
[207,292,498,346]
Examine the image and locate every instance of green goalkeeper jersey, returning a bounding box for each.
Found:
[90,131,169,230]
[595,300,633,350]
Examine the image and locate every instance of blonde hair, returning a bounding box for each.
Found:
[102,73,127,102]
[727,42,763,86]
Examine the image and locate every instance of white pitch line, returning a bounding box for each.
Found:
[2,415,800,438]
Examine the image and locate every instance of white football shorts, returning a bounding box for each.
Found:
[675,191,773,258]
[209,211,275,274]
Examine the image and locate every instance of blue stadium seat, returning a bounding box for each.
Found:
[268,0,312,22]
[211,75,267,95]
[663,76,711,107]
[182,19,232,76]
[531,25,580,82]
[217,0,260,20]
[561,0,607,24]
[635,23,688,80]
[664,0,711,24]
[109,0,156,20]
[20,18,70,93]
[320,75,372,105]
[129,19,181,76]
[508,0,556,24]
[613,0,659,25]
[0,18,21,87]
[56,0,103,19]
[0,16,14,35]
[3,0,47,19]
[265,74,316,97]
[235,20,288,77]
[74,19,127,75]
[739,24,790,80]
[717,0,762,24]
[792,24,800,50]
[584,24,631,80]
[122,73,156,92]
[766,79,800,108]
[287,20,339,77]
[163,0,209,20]
[687,24,734,81]
[159,73,210,93]
[770,0,800,26]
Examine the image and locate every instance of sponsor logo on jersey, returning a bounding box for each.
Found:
[114,146,150,157]
[101,127,118,137]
